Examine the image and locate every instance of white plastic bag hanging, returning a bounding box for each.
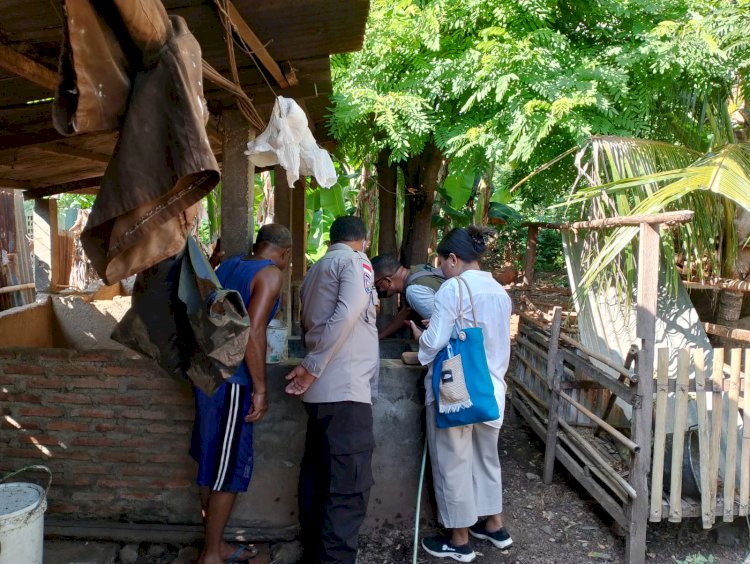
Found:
[245,97,337,188]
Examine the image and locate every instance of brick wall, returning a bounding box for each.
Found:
[0,348,427,535]
[0,348,199,523]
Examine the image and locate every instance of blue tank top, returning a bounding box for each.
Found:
[216,256,280,385]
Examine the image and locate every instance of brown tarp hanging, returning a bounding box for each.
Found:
[54,1,219,284]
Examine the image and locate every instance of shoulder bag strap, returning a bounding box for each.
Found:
[456,275,479,328]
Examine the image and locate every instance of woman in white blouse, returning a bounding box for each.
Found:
[410,226,513,563]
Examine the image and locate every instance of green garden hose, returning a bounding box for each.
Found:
[413,441,428,564]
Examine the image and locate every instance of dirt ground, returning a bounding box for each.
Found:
[359,276,750,564]
[358,396,750,563]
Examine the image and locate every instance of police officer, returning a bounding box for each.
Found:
[285,216,379,564]
[371,254,445,339]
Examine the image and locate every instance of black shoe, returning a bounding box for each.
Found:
[421,535,476,562]
[469,520,513,549]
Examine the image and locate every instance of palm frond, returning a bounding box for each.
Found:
[572,141,750,301]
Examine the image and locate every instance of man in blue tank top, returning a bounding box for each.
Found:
[191,223,291,564]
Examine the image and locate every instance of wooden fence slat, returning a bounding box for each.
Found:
[559,349,635,405]
[709,348,725,525]
[669,348,690,522]
[740,349,750,516]
[543,307,563,485]
[516,349,547,384]
[724,348,741,522]
[693,348,713,528]
[650,347,670,522]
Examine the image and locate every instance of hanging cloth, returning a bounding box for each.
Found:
[54,1,220,284]
[245,96,337,188]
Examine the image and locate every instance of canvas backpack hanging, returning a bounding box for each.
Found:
[431,276,500,428]
[113,235,250,396]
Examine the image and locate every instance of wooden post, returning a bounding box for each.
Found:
[626,222,660,564]
[543,306,563,485]
[273,166,293,330]
[220,110,255,258]
[291,176,307,336]
[32,197,58,293]
[740,349,750,517]
[523,225,538,287]
[273,166,292,228]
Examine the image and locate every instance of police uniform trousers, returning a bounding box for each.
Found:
[298,401,374,564]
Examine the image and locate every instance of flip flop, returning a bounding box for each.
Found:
[226,544,259,563]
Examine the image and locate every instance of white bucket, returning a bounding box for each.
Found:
[266,319,288,364]
[0,482,47,564]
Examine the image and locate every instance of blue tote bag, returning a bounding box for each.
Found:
[431,276,499,428]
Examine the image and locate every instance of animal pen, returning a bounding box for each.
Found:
[511,210,750,564]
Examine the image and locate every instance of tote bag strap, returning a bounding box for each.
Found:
[455,275,479,329]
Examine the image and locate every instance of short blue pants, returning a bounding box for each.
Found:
[190,382,254,492]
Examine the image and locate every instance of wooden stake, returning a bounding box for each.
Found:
[669,349,690,522]
[693,349,713,528]
[724,349,741,522]
[543,306,563,485]
[523,225,538,287]
[739,349,750,516]
[709,348,725,524]
[650,348,669,522]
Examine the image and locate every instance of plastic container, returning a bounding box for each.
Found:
[0,482,47,564]
[266,319,288,364]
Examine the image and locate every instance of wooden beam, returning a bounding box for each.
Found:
[32,143,110,164]
[25,177,102,199]
[685,277,750,294]
[206,121,223,149]
[0,41,57,90]
[225,0,291,88]
[0,128,67,153]
[703,322,750,343]
[281,61,299,87]
[0,282,35,295]
[0,178,31,189]
[522,210,695,231]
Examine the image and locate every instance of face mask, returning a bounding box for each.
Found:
[377,288,389,299]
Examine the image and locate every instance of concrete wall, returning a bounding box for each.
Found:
[0,347,425,538]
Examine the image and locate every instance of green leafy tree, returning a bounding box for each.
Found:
[330,0,749,269]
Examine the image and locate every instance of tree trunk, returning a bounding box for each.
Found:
[716,199,744,344]
[376,148,398,257]
[399,140,444,265]
[356,161,378,251]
